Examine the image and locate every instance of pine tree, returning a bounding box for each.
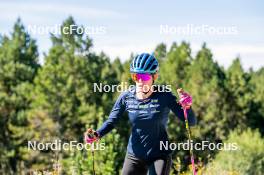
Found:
[26,17,121,173]
[185,43,226,140]
[0,18,40,173]
[159,41,193,89]
[249,67,264,134]
[223,58,252,132]
[154,43,167,63]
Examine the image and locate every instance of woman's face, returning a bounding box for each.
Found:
[135,75,154,93]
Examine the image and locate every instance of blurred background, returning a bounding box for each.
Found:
[0,0,263,174]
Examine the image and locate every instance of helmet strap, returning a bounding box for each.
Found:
[152,73,158,83]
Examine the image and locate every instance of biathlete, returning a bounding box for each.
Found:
[84,53,196,175]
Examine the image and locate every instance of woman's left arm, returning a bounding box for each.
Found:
[166,91,197,126]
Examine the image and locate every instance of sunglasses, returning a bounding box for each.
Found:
[131,73,152,82]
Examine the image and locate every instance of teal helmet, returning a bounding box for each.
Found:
[130,53,159,74]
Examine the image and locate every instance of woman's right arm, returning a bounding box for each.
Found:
[96,92,126,138]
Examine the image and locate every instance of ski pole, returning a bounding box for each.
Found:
[91,150,95,175]
[177,89,197,175]
[183,107,196,175]
[86,129,97,175]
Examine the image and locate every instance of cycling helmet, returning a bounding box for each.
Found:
[130,53,159,74]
